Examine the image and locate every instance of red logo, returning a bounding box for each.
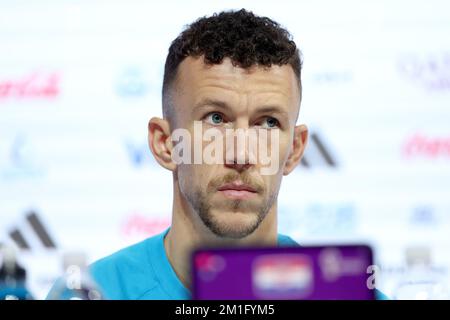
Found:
[120,211,171,239]
[0,72,60,99]
[402,133,450,159]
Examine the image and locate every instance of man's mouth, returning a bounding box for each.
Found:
[217,181,258,200]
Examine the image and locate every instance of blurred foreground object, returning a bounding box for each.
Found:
[393,246,448,299]
[0,245,34,300]
[46,251,103,300]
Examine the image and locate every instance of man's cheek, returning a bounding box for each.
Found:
[259,130,283,176]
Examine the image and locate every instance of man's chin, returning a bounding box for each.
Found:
[202,210,261,239]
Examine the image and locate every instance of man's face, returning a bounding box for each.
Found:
[169,56,303,239]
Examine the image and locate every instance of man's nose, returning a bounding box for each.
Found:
[224,128,256,172]
[224,158,252,172]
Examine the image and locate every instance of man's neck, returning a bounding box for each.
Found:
[164,186,278,289]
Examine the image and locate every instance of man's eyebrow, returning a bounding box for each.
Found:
[193,98,230,111]
[193,98,289,118]
[254,106,289,117]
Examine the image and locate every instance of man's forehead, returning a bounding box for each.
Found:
[174,56,300,101]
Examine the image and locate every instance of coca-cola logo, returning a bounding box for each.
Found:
[402,133,450,159]
[0,71,60,99]
[120,211,171,239]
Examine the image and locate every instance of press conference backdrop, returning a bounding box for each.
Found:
[1,0,449,299]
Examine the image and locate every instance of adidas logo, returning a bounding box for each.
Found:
[2,211,57,250]
[300,132,337,168]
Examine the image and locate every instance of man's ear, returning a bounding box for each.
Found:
[283,124,308,175]
[148,117,176,171]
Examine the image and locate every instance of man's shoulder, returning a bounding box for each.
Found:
[91,234,157,270]
[277,233,300,246]
[89,232,164,299]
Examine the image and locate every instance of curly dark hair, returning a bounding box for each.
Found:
[162,9,302,120]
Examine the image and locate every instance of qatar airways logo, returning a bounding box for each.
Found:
[402,133,450,159]
[0,71,60,99]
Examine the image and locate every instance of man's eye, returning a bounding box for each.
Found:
[261,117,280,129]
[204,112,224,125]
